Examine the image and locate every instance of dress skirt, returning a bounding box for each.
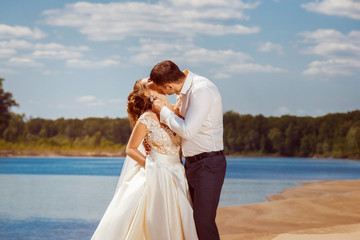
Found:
[91,151,198,240]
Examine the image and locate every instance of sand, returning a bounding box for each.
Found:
[217,179,360,240]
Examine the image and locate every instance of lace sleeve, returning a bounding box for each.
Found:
[138,113,158,131]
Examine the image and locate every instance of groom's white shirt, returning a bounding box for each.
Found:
[160,71,224,157]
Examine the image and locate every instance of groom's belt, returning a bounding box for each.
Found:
[185,150,224,163]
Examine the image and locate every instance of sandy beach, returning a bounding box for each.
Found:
[217,179,360,240]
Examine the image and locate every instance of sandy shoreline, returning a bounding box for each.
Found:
[217,179,360,240]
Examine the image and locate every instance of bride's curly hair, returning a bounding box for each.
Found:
[127,79,151,127]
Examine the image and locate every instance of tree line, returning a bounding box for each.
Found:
[1,77,359,158]
[223,110,360,159]
[0,110,358,158]
[0,113,132,154]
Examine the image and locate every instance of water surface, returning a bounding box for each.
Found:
[1,156,360,240]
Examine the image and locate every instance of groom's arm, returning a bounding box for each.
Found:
[158,88,213,140]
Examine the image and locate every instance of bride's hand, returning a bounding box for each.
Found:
[154,93,170,104]
[152,98,166,114]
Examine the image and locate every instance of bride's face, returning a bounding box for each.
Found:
[141,78,163,97]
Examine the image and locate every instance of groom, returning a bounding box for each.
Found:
[150,60,226,240]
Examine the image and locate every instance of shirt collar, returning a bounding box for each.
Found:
[180,70,193,95]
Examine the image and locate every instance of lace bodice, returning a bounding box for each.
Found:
[138,113,181,155]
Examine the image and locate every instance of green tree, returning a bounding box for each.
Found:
[300,135,316,157]
[284,123,300,156]
[268,127,283,154]
[346,123,360,155]
[2,113,25,142]
[25,118,44,135]
[0,78,19,136]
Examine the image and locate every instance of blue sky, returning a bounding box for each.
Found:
[1,0,359,119]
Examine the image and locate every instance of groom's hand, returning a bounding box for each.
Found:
[143,139,151,155]
[152,98,166,114]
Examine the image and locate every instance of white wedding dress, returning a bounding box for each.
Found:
[91,113,198,240]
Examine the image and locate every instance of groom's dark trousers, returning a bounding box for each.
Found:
[185,150,227,240]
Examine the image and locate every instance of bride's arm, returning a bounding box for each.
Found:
[126,121,148,167]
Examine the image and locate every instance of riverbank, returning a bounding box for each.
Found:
[217,179,360,240]
[0,149,125,157]
[226,152,360,160]
[1,149,359,160]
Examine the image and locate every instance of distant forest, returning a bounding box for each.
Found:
[0,113,132,156]
[223,110,360,159]
[1,110,359,159]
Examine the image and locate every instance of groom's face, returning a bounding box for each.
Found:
[142,78,158,92]
[141,78,162,97]
[157,83,176,95]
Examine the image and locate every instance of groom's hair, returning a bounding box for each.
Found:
[150,60,185,86]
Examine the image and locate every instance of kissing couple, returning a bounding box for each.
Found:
[91,60,227,240]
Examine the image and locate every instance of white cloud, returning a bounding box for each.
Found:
[303,58,360,76]
[299,29,360,46]
[34,43,89,51]
[184,48,251,65]
[301,42,360,56]
[42,0,260,41]
[302,0,360,20]
[8,57,43,67]
[131,39,285,76]
[257,42,283,54]
[0,39,33,49]
[274,106,290,116]
[0,40,89,52]
[0,24,46,39]
[297,109,307,116]
[0,39,91,68]
[76,96,96,102]
[66,59,119,68]
[76,97,124,109]
[299,29,360,76]
[0,48,16,58]
[88,100,105,107]
[226,63,285,73]
[32,50,83,59]
[132,39,251,66]
[76,95,106,107]
[213,73,231,79]
[167,0,259,8]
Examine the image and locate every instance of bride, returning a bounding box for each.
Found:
[91,78,198,240]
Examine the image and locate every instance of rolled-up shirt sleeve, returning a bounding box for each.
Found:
[160,87,213,140]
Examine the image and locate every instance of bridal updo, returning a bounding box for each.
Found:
[127,79,151,127]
